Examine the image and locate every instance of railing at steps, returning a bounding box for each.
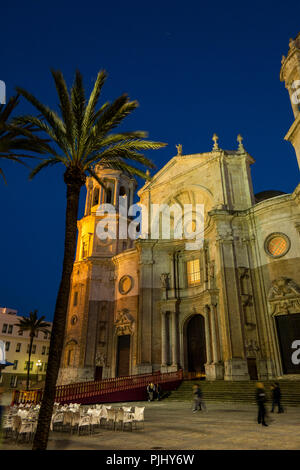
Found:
[12,369,183,405]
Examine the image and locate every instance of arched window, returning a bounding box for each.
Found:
[93,187,99,206]
[119,186,126,197]
[106,188,112,204]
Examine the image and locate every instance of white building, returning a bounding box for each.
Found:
[0,307,52,390]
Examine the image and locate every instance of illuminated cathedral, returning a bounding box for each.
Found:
[58,33,300,384]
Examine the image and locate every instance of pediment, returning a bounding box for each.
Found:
[139,153,214,195]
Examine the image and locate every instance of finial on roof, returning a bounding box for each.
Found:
[237,134,245,153]
[212,133,220,151]
[145,169,150,179]
[176,144,182,156]
[289,38,296,49]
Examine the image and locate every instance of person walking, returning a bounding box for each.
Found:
[147,382,156,402]
[271,382,283,413]
[256,382,268,426]
[192,384,206,412]
[155,383,162,401]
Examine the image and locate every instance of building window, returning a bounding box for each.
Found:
[187,259,201,286]
[82,241,88,259]
[8,325,13,334]
[264,232,290,259]
[42,346,46,355]
[46,347,49,355]
[67,349,74,366]
[5,341,10,351]
[24,361,33,371]
[73,291,78,307]
[18,330,23,336]
[16,343,21,352]
[106,188,112,204]
[13,360,18,370]
[93,187,100,206]
[2,324,7,333]
[10,376,18,388]
[44,363,48,371]
[32,345,36,354]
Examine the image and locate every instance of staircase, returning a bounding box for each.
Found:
[167,380,300,407]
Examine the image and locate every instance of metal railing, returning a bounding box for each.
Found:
[12,369,183,405]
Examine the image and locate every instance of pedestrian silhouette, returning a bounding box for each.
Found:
[271,382,283,413]
[256,382,268,427]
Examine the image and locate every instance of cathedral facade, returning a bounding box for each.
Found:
[58,33,300,384]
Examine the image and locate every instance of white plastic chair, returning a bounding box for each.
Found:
[123,411,134,431]
[115,408,124,431]
[106,408,116,430]
[78,415,91,435]
[51,412,64,431]
[132,406,145,430]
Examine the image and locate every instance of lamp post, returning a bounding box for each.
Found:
[36,360,42,383]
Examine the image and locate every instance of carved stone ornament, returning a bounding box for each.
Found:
[114,309,135,336]
[245,339,260,356]
[95,351,106,366]
[268,277,300,316]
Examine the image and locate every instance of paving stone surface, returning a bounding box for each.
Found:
[1,401,300,450]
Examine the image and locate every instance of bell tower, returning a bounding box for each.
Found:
[58,164,137,384]
[280,32,300,169]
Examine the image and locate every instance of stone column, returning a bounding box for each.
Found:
[210,304,220,363]
[204,306,212,364]
[114,178,120,208]
[129,181,134,208]
[161,311,167,367]
[171,311,178,366]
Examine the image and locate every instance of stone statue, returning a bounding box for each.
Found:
[160,273,170,289]
[176,144,182,156]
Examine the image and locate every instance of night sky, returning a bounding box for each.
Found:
[0,1,299,321]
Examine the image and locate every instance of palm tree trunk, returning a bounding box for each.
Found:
[26,336,33,391]
[32,171,84,450]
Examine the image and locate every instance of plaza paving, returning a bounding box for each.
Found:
[1,400,300,450]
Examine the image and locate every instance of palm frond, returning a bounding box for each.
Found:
[51,70,75,150]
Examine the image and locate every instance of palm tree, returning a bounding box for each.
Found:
[16,310,51,391]
[0,95,47,183]
[16,69,166,450]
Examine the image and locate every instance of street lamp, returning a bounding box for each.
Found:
[36,360,42,382]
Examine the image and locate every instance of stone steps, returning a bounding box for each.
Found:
[167,380,300,406]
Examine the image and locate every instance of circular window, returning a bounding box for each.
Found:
[119,275,133,295]
[265,233,290,258]
[71,315,78,326]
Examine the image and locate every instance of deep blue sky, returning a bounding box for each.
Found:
[0,1,299,321]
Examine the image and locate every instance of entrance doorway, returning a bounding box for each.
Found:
[247,358,258,380]
[276,313,300,374]
[187,315,206,374]
[116,335,131,377]
[94,366,103,381]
